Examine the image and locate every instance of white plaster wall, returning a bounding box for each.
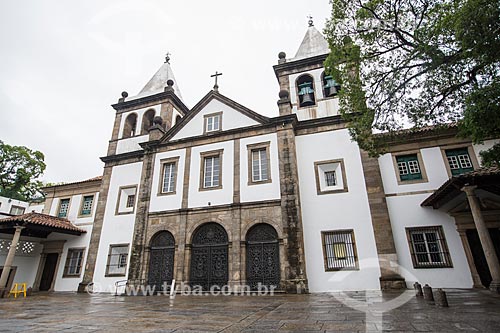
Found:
[296,129,381,291]
[379,147,450,195]
[149,149,186,212]
[239,134,281,203]
[387,194,473,288]
[28,204,44,213]
[118,104,161,139]
[93,162,143,292]
[0,196,30,215]
[172,99,259,140]
[48,193,99,225]
[473,139,500,166]
[188,141,234,209]
[116,135,148,155]
[288,67,340,120]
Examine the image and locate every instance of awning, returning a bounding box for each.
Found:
[0,212,86,238]
[421,166,500,209]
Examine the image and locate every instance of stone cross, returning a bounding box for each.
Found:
[211,71,223,91]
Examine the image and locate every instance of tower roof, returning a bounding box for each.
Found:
[128,55,183,102]
[292,25,330,61]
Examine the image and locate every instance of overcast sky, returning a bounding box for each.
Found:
[0,0,331,183]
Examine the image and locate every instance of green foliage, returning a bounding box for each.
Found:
[324,0,500,159]
[0,140,46,201]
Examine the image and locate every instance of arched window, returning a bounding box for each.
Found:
[141,109,156,135]
[122,113,137,138]
[296,74,316,107]
[322,72,341,98]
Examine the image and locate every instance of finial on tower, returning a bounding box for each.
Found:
[165,52,171,63]
[307,15,314,27]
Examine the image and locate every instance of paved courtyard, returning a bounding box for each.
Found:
[0,289,499,332]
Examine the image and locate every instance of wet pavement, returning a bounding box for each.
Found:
[0,289,499,332]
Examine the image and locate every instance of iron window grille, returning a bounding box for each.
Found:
[396,154,422,181]
[407,226,452,268]
[324,170,337,186]
[106,244,129,276]
[63,248,85,277]
[445,148,474,176]
[126,194,135,208]
[321,230,358,271]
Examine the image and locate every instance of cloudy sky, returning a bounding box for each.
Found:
[0,0,331,183]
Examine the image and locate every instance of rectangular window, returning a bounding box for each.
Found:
[106,244,129,276]
[126,194,135,208]
[407,226,452,268]
[321,230,358,271]
[204,112,222,134]
[204,155,220,188]
[314,159,348,195]
[9,205,25,216]
[252,149,268,182]
[116,185,137,215]
[58,198,70,218]
[445,148,474,176]
[396,154,422,181]
[160,160,178,194]
[79,195,94,216]
[63,248,85,277]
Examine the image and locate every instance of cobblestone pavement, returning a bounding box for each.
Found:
[0,289,499,332]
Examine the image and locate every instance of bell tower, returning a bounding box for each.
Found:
[273,18,340,120]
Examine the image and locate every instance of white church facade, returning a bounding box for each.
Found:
[1,23,499,295]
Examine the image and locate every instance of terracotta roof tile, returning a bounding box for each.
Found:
[0,212,86,234]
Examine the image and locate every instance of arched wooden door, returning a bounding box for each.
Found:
[190,223,228,290]
[246,224,280,289]
[148,231,175,291]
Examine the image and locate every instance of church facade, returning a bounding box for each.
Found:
[2,23,499,295]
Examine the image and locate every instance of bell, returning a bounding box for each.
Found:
[301,92,314,106]
[326,85,338,97]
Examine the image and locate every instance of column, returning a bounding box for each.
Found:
[462,186,500,292]
[0,226,25,296]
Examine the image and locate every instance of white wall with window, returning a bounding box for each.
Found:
[92,162,142,292]
[239,134,281,203]
[150,149,186,212]
[49,193,99,225]
[188,141,233,208]
[386,193,473,288]
[295,128,381,291]
[171,99,260,140]
[0,196,30,218]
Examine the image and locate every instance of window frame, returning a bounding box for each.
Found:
[392,151,428,185]
[203,112,223,134]
[314,159,348,195]
[115,185,138,215]
[77,194,95,218]
[321,229,359,271]
[158,157,180,196]
[105,244,130,277]
[441,145,477,177]
[63,247,85,278]
[57,198,71,218]
[9,205,26,216]
[199,149,224,191]
[406,226,453,269]
[247,141,272,185]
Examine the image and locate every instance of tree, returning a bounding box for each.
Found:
[0,140,46,201]
[324,0,500,162]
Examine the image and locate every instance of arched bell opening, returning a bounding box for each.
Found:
[245,223,280,290]
[296,74,316,107]
[322,72,341,98]
[122,113,138,138]
[141,109,156,135]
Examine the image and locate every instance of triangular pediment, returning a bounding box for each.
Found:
[162,91,269,142]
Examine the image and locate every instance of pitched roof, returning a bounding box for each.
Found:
[0,212,86,235]
[421,166,500,208]
[42,176,102,190]
[292,25,330,61]
[127,59,183,102]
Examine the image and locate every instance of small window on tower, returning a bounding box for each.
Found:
[116,185,137,215]
[297,74,316,107]
[322,73,341,97]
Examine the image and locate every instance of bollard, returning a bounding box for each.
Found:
[423,284,434,302]
[435,288,449,307]
[414,282,423,297]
